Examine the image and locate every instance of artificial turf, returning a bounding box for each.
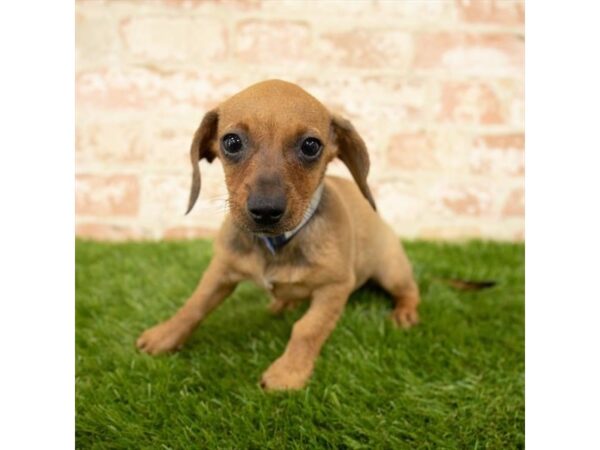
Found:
[76,239,524,449]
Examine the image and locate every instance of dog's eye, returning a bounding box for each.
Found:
[222,134,243,155]
[300,137,322,160]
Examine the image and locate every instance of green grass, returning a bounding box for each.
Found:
[76,239,524,449]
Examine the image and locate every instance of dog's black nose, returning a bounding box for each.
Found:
[247,194,286,226]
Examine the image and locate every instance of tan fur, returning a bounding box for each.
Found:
[137,80,420,390]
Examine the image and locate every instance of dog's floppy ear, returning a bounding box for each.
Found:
[186,110,219,214]
[330,115,377,210]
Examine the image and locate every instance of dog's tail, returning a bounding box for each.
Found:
[432,277,497,292]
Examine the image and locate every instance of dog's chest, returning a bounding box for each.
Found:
[230,239,315,300]
[254,263,312,300]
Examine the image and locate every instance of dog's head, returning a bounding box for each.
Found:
[186,80,376,235]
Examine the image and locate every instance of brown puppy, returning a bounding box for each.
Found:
[137,80,420,390]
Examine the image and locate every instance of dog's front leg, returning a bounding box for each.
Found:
[261,281,353,390]
[137,258,237,355]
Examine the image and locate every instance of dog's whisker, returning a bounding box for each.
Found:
[203,195,230,202]
[194,199,232,214]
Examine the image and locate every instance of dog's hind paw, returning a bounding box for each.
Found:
[390,305,420,329]
[267,297,287,316]
[267,297,302,316]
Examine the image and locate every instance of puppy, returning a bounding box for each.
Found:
[137,80,420,390]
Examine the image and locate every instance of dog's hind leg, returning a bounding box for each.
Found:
[373,242,420,329]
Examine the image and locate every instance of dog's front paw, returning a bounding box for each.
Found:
[136,319,190,355]
[260,357,313,391]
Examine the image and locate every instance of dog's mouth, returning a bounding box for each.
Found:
[238,213,302,237]
[247,220,295,237]
[254,228,282,236]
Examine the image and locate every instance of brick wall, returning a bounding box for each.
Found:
[75,0,524,241]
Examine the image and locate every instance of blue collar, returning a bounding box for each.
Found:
[259,183,324,254]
